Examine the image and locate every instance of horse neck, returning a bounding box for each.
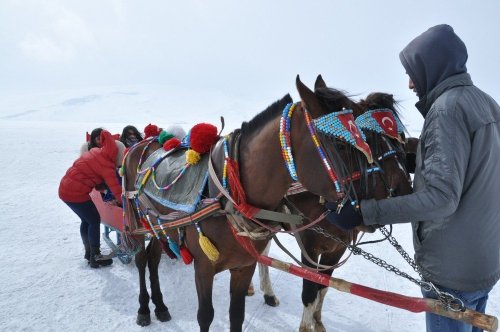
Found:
[238,118,292,210]
[124,140,159,191]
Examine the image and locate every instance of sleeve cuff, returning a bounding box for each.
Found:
[360,199,379,225]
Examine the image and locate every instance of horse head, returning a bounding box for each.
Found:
[357,92,413,197]
[293,75,378,206]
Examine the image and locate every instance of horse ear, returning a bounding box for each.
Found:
[296,75,323,117]
[314,74,327,90]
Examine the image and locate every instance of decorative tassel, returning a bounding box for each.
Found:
[167,237,182,259]
[160,240,177,259]
[186,149,201,165]
[180,245,193,264]
[196,223,219,261]
[140,217,151,230]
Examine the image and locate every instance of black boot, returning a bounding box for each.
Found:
[84,242,90,261]
[89,246,113,268]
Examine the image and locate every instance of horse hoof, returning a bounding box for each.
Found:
[136,313,151,326]
[264,294,280,307]
[155,309,172,322]
[247,284,255,296]
[314,322,326,332]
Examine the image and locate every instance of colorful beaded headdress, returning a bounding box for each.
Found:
[355,109,404,143]
[313,109,373,164]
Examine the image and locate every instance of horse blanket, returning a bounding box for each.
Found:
[136,148,209,213]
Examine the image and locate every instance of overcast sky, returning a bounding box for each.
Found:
[1,0,499,118]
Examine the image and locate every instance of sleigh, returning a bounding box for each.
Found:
[90,189,134,264]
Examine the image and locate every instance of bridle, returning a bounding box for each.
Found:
[355,108,410,199]
[279,102,382,209]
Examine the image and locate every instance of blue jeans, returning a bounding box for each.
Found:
[64,200,101,247]
[422,284,493,332]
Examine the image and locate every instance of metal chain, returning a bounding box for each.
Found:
[310,224,465,311]
[310,225,428,288]
[378,226,465,312]
[379,226,421,275]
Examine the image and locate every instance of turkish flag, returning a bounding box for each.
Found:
[371,111,402,141]
[337,113,373,164]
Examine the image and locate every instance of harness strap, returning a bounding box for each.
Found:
[255,207,303,224]
[281,197,354,270]
[208,148,304,225]
[132,194,222,234]
[226,213,275,241]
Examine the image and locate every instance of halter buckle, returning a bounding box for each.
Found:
[336,196,349,214]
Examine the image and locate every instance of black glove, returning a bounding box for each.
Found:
[325,201,364,230]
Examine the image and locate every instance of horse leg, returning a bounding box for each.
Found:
[147,238,171,322]
[247,241,271,297]
[229,263,257,332]
[299,257,322,332]
[312,287,328,332]
[299,248,333,332]
[195,260,215,332]
[247,281,255,296]
[135,241,152,326]
[257,242,279,306]
[310,249,346,332]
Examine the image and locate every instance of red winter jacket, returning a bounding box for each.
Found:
[59,131,122,203]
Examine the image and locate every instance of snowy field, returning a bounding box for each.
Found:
[0,87,498,332]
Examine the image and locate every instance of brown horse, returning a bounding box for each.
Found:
[122,76,392,331]
[251,77,413,332]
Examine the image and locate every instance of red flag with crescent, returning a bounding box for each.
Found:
[337,113,373,163]
[371,111,403,142]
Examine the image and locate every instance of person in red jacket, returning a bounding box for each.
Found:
[80,127,103,155]
[59,130,125,268]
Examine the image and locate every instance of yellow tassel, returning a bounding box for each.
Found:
[198,232,219,261]
[186,149,201,165]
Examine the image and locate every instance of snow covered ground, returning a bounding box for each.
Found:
[0,87,498,332]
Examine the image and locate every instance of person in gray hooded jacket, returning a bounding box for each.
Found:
[326,24,500,332]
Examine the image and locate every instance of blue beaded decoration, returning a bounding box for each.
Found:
[313,109,367,146]
[355,109,404,137]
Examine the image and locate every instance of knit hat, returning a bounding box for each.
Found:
[115,140,126,166]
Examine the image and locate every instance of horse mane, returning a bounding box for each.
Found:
[314,87,358,114]
[359,92,402,118]
[240,94,293,137]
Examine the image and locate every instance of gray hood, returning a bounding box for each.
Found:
[399,24,468,108]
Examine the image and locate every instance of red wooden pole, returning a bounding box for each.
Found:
[257,255,498,332]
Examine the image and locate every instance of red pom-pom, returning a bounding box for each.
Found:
[163,137,181,151]
[144,123,161,139]
[180,245,193,264]
[190,123,218,154]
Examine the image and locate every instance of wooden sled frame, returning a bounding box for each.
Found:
[90,190,134,264]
